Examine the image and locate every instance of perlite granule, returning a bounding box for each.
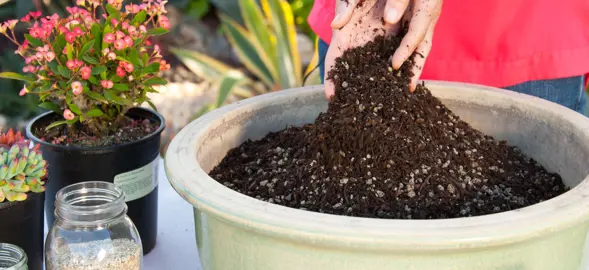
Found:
[46,238,141,270]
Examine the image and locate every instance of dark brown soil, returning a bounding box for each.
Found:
[33,115,158,148]
[209,32,568,219]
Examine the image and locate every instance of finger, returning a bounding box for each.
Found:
[391,0,438,69]
[409,3,440,91]
[331,0,357,29]
[409,27,433,92]
[384,0,410,25]
[323,45,340,99]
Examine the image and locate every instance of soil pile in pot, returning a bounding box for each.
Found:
[210,31,568,219]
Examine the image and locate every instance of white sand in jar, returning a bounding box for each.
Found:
[46,238,141,270]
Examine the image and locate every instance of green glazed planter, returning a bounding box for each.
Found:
[165,82,589,270]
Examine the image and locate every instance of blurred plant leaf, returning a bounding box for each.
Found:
[210,0,242,24]
[216,70,244,108]
[304,36,319,79]
[239,0,274,66]
[171,47,232,79]
[15,0,34,17]
[186,0,210,19]
[219,13,274,87]
[290,0,315,40]
[261,0,301,87]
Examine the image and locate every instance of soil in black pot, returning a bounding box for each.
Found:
[209,30,568,219]
[32,114,158,147]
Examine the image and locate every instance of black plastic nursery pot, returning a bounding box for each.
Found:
[0,192,45,270]
[26,107,165,255]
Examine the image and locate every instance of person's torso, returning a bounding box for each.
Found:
[308,0,589,87]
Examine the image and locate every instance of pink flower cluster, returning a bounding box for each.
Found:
[1,0,171,123]
[103,30,135,50]
[66,59,84,70]
[116,61,134,77]
[28,14,60,40]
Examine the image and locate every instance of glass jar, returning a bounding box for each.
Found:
[45,181,143,270]
[0,243,27,270]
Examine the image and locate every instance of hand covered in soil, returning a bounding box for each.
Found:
[324,0,442,98]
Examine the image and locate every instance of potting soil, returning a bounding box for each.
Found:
[209,32,568,219]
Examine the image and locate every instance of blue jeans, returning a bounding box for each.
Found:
[318,39,588,115]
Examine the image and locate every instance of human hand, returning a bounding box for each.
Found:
[324,0,442,99]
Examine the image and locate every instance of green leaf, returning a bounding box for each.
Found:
[112,84,129,91]
[39,81,53,92]
[261,0,302,87]
[47,61,59,74]
[216,71,243,107]
[193,104,213,119]
[128,49,142,67]
[102,25,112,51]
[144,77,167,86]
[106,4,119,19]
[116,56,130,62]
[111,75,122,83]
[38,102,60,113]
[170,47,233,79]
[86,108,104,117]
[66,43,74,60]
[79,40,95,57]
[219,14,274,87]
[142,62,160,74]
[68,103,81,115]
[91,66,107,75]
[57,66,71,78]
[146,28,168,36]
[55,34,66,55]
[85,91,107,102]
[186,0,211,19]
[131,10,147,25]
[24,34,43,47]
[146,100,158,111]
[104,90,115,101]
[91,24,102,50]
[67,117,79,125]
[239,0,275,71]
[0,72,35,82]
[88,76,99,85]
[45,120,68,131]
[104,90,132,105]
[141,52,149,66]
[83,55,99,65]
[112,96,132,105]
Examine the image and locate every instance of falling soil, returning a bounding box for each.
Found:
[33,115,158,147]
[209,32,568,219]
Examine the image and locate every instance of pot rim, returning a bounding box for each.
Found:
[0,191,44,211]
[25,107,165,152]
[165,81,589,251]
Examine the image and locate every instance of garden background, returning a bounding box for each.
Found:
[0,0,586,155]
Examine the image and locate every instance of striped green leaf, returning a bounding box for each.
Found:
[219,13,274,87]
[261,0,302,88]
[239,0,278,81]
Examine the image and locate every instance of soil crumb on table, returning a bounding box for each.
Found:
[209,32,568,219]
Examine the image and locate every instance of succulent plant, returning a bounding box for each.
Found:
[0,129,47,203]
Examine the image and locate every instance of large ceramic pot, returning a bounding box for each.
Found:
[165,82,589,270]
[27,107,164,255]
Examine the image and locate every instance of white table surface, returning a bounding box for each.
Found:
[44,158,204,270]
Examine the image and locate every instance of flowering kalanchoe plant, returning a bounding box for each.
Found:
[0,0,170,136]
[0,129,47,203]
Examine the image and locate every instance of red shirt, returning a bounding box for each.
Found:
[308,0,589,88]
